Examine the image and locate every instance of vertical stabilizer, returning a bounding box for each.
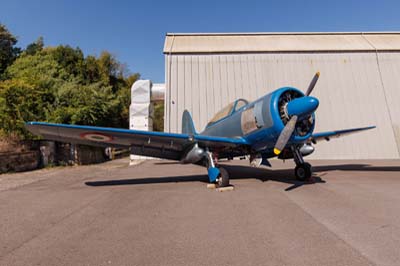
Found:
[182,110,197,135]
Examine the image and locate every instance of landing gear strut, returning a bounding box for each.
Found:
[291,146,313,181]
[206,151,230,187]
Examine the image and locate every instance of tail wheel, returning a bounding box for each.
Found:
[217,167,230,187]
[294,162,312,181]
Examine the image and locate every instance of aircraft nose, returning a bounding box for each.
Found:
[286,96,319,117]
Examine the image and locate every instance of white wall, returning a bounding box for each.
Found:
[165,52,400,159]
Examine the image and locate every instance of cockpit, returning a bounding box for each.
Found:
[207,99,249,127]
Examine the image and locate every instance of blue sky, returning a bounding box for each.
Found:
[1,0,399,82]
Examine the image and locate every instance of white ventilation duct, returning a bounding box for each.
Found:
[129,80,165,162]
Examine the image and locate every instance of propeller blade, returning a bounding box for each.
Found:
[274,115,298,155]
[305,71,320,96]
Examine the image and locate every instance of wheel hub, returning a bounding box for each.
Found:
[296,168,305,178]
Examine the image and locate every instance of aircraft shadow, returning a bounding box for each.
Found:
[85,174,209,187]
[85,162,400,191]
[312,164,400,172]
[153,161,181,165]
[152,162,400,172]
[221,164,326,191]
[85,164,326,191]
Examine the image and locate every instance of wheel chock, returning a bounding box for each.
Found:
[216,186,234,192]
[206,184,234,191]
[207,183,217,189]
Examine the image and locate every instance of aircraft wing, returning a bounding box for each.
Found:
[309,126,376,144]
[25,122,249,160]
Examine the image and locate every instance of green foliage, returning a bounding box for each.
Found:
[6,49,67,82]
[0,24,21,78]
[51,45,85,78]
[49,80,118,126]
[25,37,44,56]
[0,24,141,139]
[153,102,164,132]
[0,79,54,137]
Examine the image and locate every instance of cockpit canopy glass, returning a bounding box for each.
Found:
[234,99,248,111]
[207,99,248,126]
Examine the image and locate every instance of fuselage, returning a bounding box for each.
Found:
[201,87,317,157]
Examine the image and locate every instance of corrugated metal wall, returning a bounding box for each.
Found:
[164,52,400,159]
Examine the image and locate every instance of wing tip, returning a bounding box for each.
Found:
[25,121,46,126]
[360,125,376,131]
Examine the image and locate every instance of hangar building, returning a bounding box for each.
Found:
[163,32,400,159]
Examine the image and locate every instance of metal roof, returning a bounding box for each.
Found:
[164,32,400,54]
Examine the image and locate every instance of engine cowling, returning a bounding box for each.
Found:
[277,89,315,137]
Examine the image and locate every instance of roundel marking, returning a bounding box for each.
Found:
[80,132,114,142]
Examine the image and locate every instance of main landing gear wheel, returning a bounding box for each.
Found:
[294,162,312,181]
[217,167,230,187]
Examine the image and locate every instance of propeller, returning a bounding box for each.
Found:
[273,72,320,155]
[274,115,298,155]
[305,71,320,96]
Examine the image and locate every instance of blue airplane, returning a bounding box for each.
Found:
[26,72,375,187]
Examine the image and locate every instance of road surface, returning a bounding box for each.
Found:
[1,158,400,266]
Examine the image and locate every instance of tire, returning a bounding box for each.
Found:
[294,162,312,181]
[217,167,230,187]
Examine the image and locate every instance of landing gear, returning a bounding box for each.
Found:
[291,146,313,181]
[294,162,312,181]
[217,167,230,187]
[205,151,230,187]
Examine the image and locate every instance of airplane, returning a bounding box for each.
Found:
[26,72,375,187]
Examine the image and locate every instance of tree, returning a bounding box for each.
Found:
[0,30,141,139]
[50,45,85,78]
[25,37,44,55]
[48,80,119,126]
[5,49,66,83]
[0,79,54,137]
[0,24,21,78]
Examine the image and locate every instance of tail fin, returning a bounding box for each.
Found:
[182,110,197,135]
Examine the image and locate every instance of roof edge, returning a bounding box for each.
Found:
[166,31,400,36]
[164,32,400,54]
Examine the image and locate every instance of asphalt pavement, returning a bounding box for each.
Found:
[1,158,400,266]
